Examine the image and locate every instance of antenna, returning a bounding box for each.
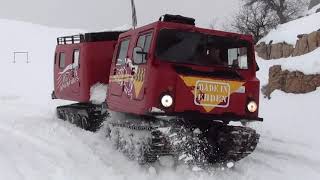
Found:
[130,0,138,29]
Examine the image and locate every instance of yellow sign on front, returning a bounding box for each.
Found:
[194,80,230,108]
[179,75,244,112]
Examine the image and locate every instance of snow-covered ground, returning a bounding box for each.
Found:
[259,12,320,45]
[0,19,320,180]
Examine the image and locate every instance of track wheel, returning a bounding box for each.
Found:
[80,115,89,130]
[69,113,76,124]
[57,109,65,120]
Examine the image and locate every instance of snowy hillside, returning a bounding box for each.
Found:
[0,19,320,180]
[259,12,320,44]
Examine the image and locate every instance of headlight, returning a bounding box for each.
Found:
[161,94,173,108]
[247,101,257,113]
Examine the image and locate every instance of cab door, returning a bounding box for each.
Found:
[129,31,153,101]
[110,38,131,96]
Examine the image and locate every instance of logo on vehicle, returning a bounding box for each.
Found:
[110,58,145,98]
[57,64,79,92]
[179,75,244,112]
[194,81,230,108]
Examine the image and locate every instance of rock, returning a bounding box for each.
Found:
[300,35,309,55]
[307,31,319,52]
[262,65,320,98]
[255,42,269,60]
[263,65,283,98]
[270,43,283,59]
[282,43,294,58]
[266,44,272,59]
[292,35,309,56]
[317,31,320,47]
[316,8,320,13]
[292,39,300,56]
[297,34,307,39]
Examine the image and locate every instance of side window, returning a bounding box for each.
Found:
[228,47,248,69]
[59,52,65,69]
[134,33,153,64]
[116,39,130,65]
[73,49,80,68]
[144,34,152,53]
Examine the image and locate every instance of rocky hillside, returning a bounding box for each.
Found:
[256,11,320,97]
[256,31,320,60]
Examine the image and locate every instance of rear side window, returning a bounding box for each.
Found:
[59,52,66,69]
[134,33,153,64]
[116,39,130,65]
[73,50,80,68]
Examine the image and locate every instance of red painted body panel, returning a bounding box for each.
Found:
[54,41,116,102]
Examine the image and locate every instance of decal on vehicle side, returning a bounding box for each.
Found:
[57,64,79,92]
[109,58,145,99]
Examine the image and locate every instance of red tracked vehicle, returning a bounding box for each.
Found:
[53,15,262,166]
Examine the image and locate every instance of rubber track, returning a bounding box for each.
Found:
[106,117,260,166]
[56,103,107,132]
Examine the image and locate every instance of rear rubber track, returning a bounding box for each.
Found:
[56,103,108,132]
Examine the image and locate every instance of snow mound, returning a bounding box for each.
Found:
[259,13,320,44]
[90,83,108,104]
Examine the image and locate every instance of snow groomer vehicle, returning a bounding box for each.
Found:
[52,14,263,167]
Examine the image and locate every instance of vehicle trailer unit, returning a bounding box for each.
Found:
[53,31,124,102]
[52,14,262,168]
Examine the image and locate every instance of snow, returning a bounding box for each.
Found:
[226,162,234,169]
[307,4,320,15]
[256,48,320,77]
[259,12,320,45]
[0,18,320,180]
[90,83,108,104]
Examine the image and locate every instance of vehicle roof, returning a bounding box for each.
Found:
[118,21,253,43]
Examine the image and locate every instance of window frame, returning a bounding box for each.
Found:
[133,32,153,65]
[155,28,252,70]
[59,52,66,69]
[72,49,80,69]
[115,38,131,66]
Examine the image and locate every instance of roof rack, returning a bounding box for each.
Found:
[57,31,126,45]
[159,14,195,26]
[57,34,83,45]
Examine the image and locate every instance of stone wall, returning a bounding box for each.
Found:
[262,65,320,98]
[256,30,320,60]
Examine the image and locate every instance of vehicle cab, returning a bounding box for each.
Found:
[107,14,262,122]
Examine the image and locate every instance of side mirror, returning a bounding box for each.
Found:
[256,61,260,72]
[133,47,147,64]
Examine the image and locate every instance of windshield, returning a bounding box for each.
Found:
[155,29,251,69]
